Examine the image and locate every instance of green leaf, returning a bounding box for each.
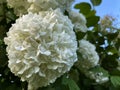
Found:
[86,10,96,18]
[90,0,102,6]
[110,76,120,87]
[106,46,118,55]
[107,32,119,40]
[76,31,86,40]
[69,69,79,83]
[0,39,3,45]
[101,55,118,71]
[0,4,4,16]
[6,84,21,90]
[6,11,17,23]
[90,67,109,77]
[110,69,120,76]
[62,75,80,90]
[74,2,91,15]
[86,16,100,27]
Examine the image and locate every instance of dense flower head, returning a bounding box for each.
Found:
[7,0,30,16]
[76,40,108,84]
[69,11,88,32]
[28,0,74,13]
[77,39,99,70]
[7,0,74,16]
[4,9,77,90]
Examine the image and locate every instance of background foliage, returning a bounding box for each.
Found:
[0,0,120,90]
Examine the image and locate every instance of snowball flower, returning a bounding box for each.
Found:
[69,11,88,32]
[4,9,77,90]
[28,0,74,13]
[7,0,74,16]
[76,40,107,84]
[77,40,99,70]
[7,0,30,16]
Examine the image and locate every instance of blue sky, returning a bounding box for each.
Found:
[73,0,120,18]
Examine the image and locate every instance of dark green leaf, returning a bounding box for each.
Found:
[76,31,86,40]
[102,55,118,71]
[86,16,100,27]
[86,10,96,18]
[106,46,118,55]
[110,76,120,87]
[90,0,102,6]
[98,37,105,45]
[62,75,80,90]
[6,84,21,90]
[0,39,3,45]
[74,2,91,15]
[110,69,120,76]
[107,32,119,40]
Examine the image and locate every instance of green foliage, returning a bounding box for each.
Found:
[74,2,91,15]
[110,76,120,88]
[86,16,100,27]
[90,67,109,77]
[62,75,80,90]
[76,31,86,40]
[90,0,102,6]
[74,2,100,27]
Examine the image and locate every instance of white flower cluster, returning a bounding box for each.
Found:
[7,0,30,16]
[77,40,99,70]
[5,0,88,89]
[76,40,109,84]
[87,71,109,84]
[4,9,77,90]
[28,0,74,13]
[7,0,74,16]
[69,11,88,32]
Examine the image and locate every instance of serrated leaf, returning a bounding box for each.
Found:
[90,0,102,6]
[110,76,120,87]
[62,75,80,90]
[74,2,91,15]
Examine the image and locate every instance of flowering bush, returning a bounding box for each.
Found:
[4,9,77,90]
[69,11,88,32]
[0,0,120,90]
[76,39,110,84]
